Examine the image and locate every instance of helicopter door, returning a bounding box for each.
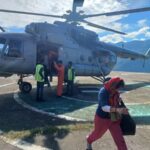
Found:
[37,44,59,79]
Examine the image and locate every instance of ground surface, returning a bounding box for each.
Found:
[0,72,150,150]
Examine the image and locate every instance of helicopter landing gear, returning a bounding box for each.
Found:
[91,61,111,84]
[91,76,105,83]
[91,76,111,84]
[18,75,32,93]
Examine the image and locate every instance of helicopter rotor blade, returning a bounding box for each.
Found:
[0,26,5,32]
[0,9,63,18]
[82,20,126,35]
[83,7,150,18]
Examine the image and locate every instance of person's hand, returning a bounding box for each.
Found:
[116,108,129,114]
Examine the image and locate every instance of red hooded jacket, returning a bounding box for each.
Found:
[96,77,124,118]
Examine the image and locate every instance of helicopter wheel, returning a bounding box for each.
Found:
[19,82,32,93]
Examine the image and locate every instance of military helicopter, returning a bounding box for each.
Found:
[0,0,150,93]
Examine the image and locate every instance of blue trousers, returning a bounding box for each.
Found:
[67,80,74,96]
[36,82,44,101]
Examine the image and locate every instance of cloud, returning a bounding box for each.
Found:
[100,26,150,43]
[0,0,149,41]
[100,34,124,43]
[139,38,146,41]
[0,0,70,27]
[106,22,130,32]
[126,26,150,38]
[122,0,150,8]
[0,0,128,31]
[146,32,150,37]
[138,19,148,27]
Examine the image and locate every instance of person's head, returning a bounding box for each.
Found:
[57,60,63,66]
[68,61,72,68]
[115,80,125,89]
[37,58,44,64]
[104,77,125,92]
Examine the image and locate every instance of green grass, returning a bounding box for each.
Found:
[3,123,93,140]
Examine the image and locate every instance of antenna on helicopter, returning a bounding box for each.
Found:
[72,0,84,13]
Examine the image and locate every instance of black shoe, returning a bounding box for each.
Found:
[86,141,92,150]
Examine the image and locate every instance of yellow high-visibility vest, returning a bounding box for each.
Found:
[68,67,75,81]
[35,64,44,82]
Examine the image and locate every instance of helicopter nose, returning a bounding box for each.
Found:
[98,51,117,75]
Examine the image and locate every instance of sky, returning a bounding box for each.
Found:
[0,0,150,43]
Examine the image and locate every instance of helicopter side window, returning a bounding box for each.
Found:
[0,38,6,53]
[3,39,22,58]
[80,55,84,62]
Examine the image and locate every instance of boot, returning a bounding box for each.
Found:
[86,141,93,150]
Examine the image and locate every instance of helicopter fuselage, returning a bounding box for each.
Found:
[0,22,117,77]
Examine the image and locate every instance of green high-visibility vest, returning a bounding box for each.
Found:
[68,67,75,81]
[35,64,44,82]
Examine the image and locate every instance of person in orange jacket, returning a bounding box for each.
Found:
[54,60,65,97]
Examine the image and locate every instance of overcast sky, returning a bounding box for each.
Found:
[0,0,150,43]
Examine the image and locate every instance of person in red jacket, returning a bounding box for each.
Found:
[54,60,65,97]
[86,77,128,150]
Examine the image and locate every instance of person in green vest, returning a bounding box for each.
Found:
[35,59,45,102]
[66,61,75,96]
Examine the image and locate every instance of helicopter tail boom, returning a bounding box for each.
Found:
[145,48,150,58]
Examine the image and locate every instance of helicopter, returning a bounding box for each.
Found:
[0,0,150,93]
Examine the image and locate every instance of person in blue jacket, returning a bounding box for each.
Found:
[86,77,129,150]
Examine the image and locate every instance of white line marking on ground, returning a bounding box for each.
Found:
[0,130,51,150]
[62,96,97,104]
[14,92,86,122]
[126,101,150,106]
[0,82,16,88]
[81,89,130,94]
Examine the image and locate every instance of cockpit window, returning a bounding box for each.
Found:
[0,38,6,52]
[3,39,22,57]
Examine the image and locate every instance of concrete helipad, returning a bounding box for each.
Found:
[2,73,150,150]
[16,80,150,123]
